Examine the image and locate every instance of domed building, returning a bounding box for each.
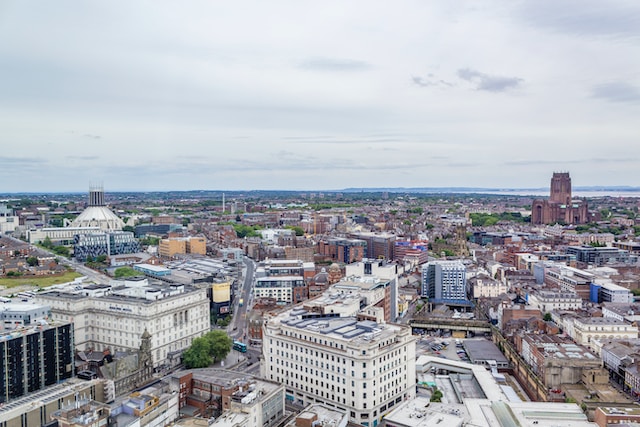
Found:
[327,262,343,284]
[309,267,330,298]
[71,186,125,231]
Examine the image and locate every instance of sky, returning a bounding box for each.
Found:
[1,1,639,193]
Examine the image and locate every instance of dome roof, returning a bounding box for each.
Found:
[313,267,329,284]
[71,206,125,231]
[328,263,341,272]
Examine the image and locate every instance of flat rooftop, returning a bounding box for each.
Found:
[464,339,509,365]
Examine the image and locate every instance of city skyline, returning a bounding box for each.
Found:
[1,1,639,192]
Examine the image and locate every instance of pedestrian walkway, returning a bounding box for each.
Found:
[213,349,246,369]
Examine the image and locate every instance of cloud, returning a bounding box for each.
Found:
[299,58,371,72]
[591,82,640,103]
[412,76,433,87]
[517,1,640,40]
[505,157,637,166]
[66,155,100,161]
[83,134,101,139]
[457,68,523,92]
[411,75,454,88]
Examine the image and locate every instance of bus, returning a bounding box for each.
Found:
[233,341,247,353]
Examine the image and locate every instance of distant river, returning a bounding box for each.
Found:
[477,190,640,198]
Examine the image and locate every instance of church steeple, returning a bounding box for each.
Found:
[138,328,153,369]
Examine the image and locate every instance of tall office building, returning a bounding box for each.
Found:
[262,308,416,426]
[421,260,467,304]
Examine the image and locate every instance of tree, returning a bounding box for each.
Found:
[140,236,160,246]
[182,331,233,368]
[52,246,70,257]
[114,267,139,278]
[285,226,305,236]
[122,225,135,233]
[182,337,213,368]
[26,256,39,267]
[430,388,443,402]
[204,330,233,362]
[543,313,552,322]
[95,255,107,263]
[41,236,53,249]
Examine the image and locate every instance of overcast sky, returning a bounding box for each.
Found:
[1,1,639,192]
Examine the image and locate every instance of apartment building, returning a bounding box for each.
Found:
[254,276,306,304]
[348,232,396,260]
[159,236,207,258]
[318,237,366,263]
[73,231,140,261]
[0,321,74,403]
[421,260,468,304]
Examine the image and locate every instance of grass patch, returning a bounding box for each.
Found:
[0,272,84,289]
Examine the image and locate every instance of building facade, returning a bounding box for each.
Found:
[73,231,141,261]
[348,232,396,260]
[421,260,467,304]
[159,236,207,258]
[35,277,209,368]
[318,238,366,264]
[262,313,416,427]
[0,322,74,403]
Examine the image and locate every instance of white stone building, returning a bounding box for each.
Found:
[35,276,209,367]
[572,317,639,353]
[527,290,582,313]
[261,309,416,426]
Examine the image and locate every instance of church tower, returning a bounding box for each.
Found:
[88,184,105,206]
[549,172,571,204]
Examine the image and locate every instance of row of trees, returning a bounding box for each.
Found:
[469,212,528,227]
[182,330,233,368]
[39,236,70,257]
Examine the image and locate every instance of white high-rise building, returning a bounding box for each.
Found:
[262,308,416,426]
[422,260,467,304]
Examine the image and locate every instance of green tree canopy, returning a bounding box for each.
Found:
[182,330,233,368]
[41,236,53,249]
[233,224,262,238]
[182,337,213,368]
[52,246,70,257]
[204,330,233,362]
[285,225,305,236]
[26,256,39,267]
